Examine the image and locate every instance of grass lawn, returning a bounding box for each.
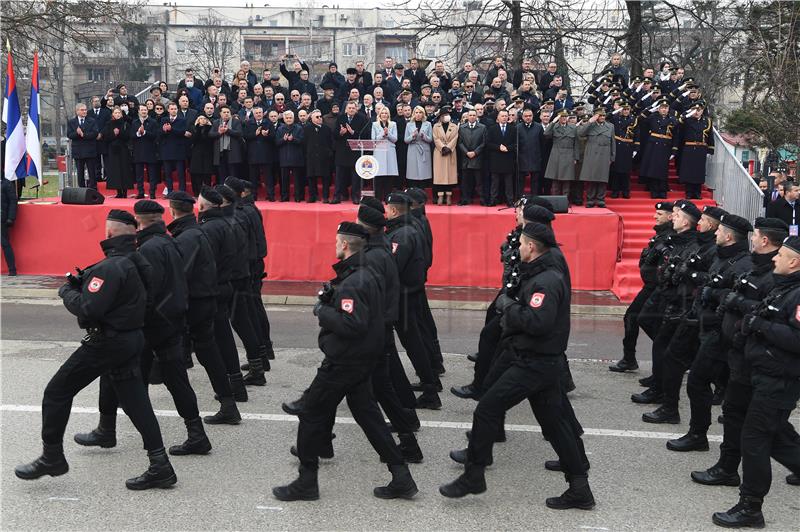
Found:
[19,173,59,200]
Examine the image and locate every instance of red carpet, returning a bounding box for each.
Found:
[605,167,716,302]
[2,191,621,290]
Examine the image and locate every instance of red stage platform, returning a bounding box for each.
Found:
[1,197,621,291]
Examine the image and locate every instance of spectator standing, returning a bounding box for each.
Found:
[432,105,459,205]
[404,106,433,188]
[371,107,399,202]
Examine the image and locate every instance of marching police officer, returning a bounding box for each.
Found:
[440,222,595,510]
[166,191,242,425]
[273,222,418,502]
[611,201,674,373]
[16,210,176,490]
[712,236,800,528]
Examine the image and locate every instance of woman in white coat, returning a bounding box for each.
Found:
[371,105,398,201]
[404,105,433,187]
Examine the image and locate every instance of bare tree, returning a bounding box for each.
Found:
[177,9,242,81]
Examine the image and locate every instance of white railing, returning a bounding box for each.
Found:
[705,129,764,222]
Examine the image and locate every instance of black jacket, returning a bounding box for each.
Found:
[486,123,517,174]
[317,252,384,366]
[696,240,752,333]
[364,231,400,325]
[59,234,148,332]
[199,207,237,289]
[222,203,251,280]
[66,115,99,159]
[1,178,18,223]
[137,222,188,331]
[239,196,267,259]
[410,207,433,271]
[232,199,258,262]
[499,251,570,356]
[386,214,426,295]
[243,120,276,165]
[639,222,674,285]
[765,198,800,229]
[167,214,218,299]
[129,116,159,164]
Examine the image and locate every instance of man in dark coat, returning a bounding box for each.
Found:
[1,176,17,275]
[639,99,678,199]
[130,105,160,198]
[275,111,306,202]
[66,103,99,188]
[676,103,715,200]
[304,110,334,203]
[243,107,274,200]
[766,181,800,231]
[208,106,245,180]
[457,109,487,205]
[608,103,638,198]
[486,109,517,207]
[333,102,370,204]
[159,102,188,195]
[90,96,112,183]
[516,108,544,198]
[404,58,427,93]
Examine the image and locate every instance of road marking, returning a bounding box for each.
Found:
[0,403,722,442]
[48,497,80,501]
[580,527,609,531]
[255,506,283,511]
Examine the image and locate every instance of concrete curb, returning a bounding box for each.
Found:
[1,287,626,316]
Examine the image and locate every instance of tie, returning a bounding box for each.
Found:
[79,119,83,127]
[95,110,98,115]
[501,126,505,135]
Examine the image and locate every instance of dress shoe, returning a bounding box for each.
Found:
[374,464,418,499]
[450,448,492,466]
[458,200,470,206]
[411,381,442,392]
[439,465,487,498]
[415,392,442,410]
[785,473,800,486]
[667,432,709,452]
[15,443,69,480]
[544,459,591,472]
[282,398,305,416]
[609,359,639,372]
[465,428,506,443]
[712,497,765,528]
[467,352,478,362]
[610,191,620,198]
[450,384,482,400]
[622,192,631,199]
[631,388,664,404]
[330,198,341,204]
[596,201,606,208]
[642,406,680,424]
[272,466,320,501]
[125,448,177,490]
[545,479,596,510]
[639,375,655,387]
[691,465,741,486]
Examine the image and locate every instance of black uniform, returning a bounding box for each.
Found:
[608,113,639,196]
[639,111,678,198]
[676,114,714,198]
[410,206,444,374]
[239,195,274,359]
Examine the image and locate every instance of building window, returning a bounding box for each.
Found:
[438,44,450,56]
[269,19,278,27]
[86,40,109,53]
[146,16,159,25]
[198,16,209,25]
[176,41,186,53]
[383,46,409,63]
[343,43,353,57]
[357,44,366,56]
[87,68,110,82]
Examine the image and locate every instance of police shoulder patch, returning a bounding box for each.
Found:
[530,292,545,308]
[341,298,354,314]
[87,277,105,293]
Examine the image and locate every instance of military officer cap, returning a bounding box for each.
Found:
[655,201,674,212]
[483,98,496,106]
[357,204,386,228]
[643,77,654,83]
[360,196,385,213]
[512,95,525,103]
[631,76,643,83]
[133,199,164,214]
[214,184,237,204]
[620,102,632,109]
[669,66,678,73]
[675,199,701,221]
[116,83,127,91]
[594,107,607,116]
[199,186,223,206]
[782,236,800,255]
[404,187,428,205]
[337,221,368,239]
[107,209,137,227]
[521,222,558,248]
[754,217,789,232]
[702,205,727,221]
[542,99,555,105]
[557,109,569,117]
[720,213,753,234]
[387,192,413,206]
[657,98,671,108]
[167,191,196,204]
[400,89,413,96]
[690,102,706,111]
[224,176,245,194]
[523,204,555,225]
[421,84,432,90]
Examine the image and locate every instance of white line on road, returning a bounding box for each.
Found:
[0,403,722,442]
[48,497,80,501]
[255,506,284,511]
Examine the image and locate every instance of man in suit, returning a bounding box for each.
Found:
[159,102,188,195]
[386,64,406,103]
[767,181,800,234]
[113,84,139,109]
[243,107,275,200]
[333,101,369,204]
[457,109,487,205]
[67,103,100,189]
[130,104,160,199]
[486,109,517,207]
[91,96,112,183]
[404,58,427,94]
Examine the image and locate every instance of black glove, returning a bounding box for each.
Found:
[313,301,323,317]
[722,292,743,312]
[57,284,73,299]
[741,314,763,336]
[700,286,713,305]
[495,294,516,314]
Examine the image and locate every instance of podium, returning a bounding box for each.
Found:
[347,139,389,198]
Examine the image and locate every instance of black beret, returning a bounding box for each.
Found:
[720,214,753,234]
[702,205,727,221]
[360,196,385,214]
[320,81,337,91]
[133,199,164,214]
[215,184,237,204]
[523,204,555,225]
[239,179,254,190]
[107,209,137,227]
[387,192,412,206]
[404,187,427,205]
[782,236,800,255]
[655,201,674,212]
[521,222,558,248]
[337,221,368,239]
[754,217,789,232]
[675,200,701,221]
[167,191,196,204]
[223,176,244,194]
[357,204,386,228]
[199,186,223,206]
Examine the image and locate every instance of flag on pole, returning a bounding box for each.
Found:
[3,39,26,181]
[25,50,42,185]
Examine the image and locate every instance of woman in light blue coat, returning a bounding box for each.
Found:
[371,106,398,201]
[404,105,433,185]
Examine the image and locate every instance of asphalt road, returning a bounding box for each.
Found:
[1,301,799,531]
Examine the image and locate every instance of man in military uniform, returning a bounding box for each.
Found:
[16,210,176,490]
[440,222,595,510]
[273,222,418,502]
[677,102,715,199]
[639,99,678,199]
[691,217,787,487]
[712,236,800,528]
[166,191,242,425]
[611,202,674,372]
[608,103,638,198]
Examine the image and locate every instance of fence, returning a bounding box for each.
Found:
[706,129,765,222]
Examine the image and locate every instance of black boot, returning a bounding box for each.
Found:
[786,473,800,485]
[667,432,709,452]
[712,496,765,528]
[272,465,320,501]
[14,442,69,480]
[450,448,492,466]
[259,344,273,370]
[439,463,487,498]
[74,414,117,448]
[450,383,482,400]
[125,447,177,490]
[415,390,442,410]
[229,372,248,402]
[398,433,423,464]
[691,465,741,486]
[169,418,212,456]
[282,398,305,416]
[410,380,443,392]
[631,388,663,404]
[639,375,655,387]
[374,463,418,499]
[544,459,591,472]
[642,406,680,424]
[203,396,242,425]
[609,358,639,372]
[545,475,596,510]
[242,357,266,386]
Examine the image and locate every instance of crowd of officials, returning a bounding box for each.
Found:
[66,53,714,208]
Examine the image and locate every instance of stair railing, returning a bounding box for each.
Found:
[705,129,764,223]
